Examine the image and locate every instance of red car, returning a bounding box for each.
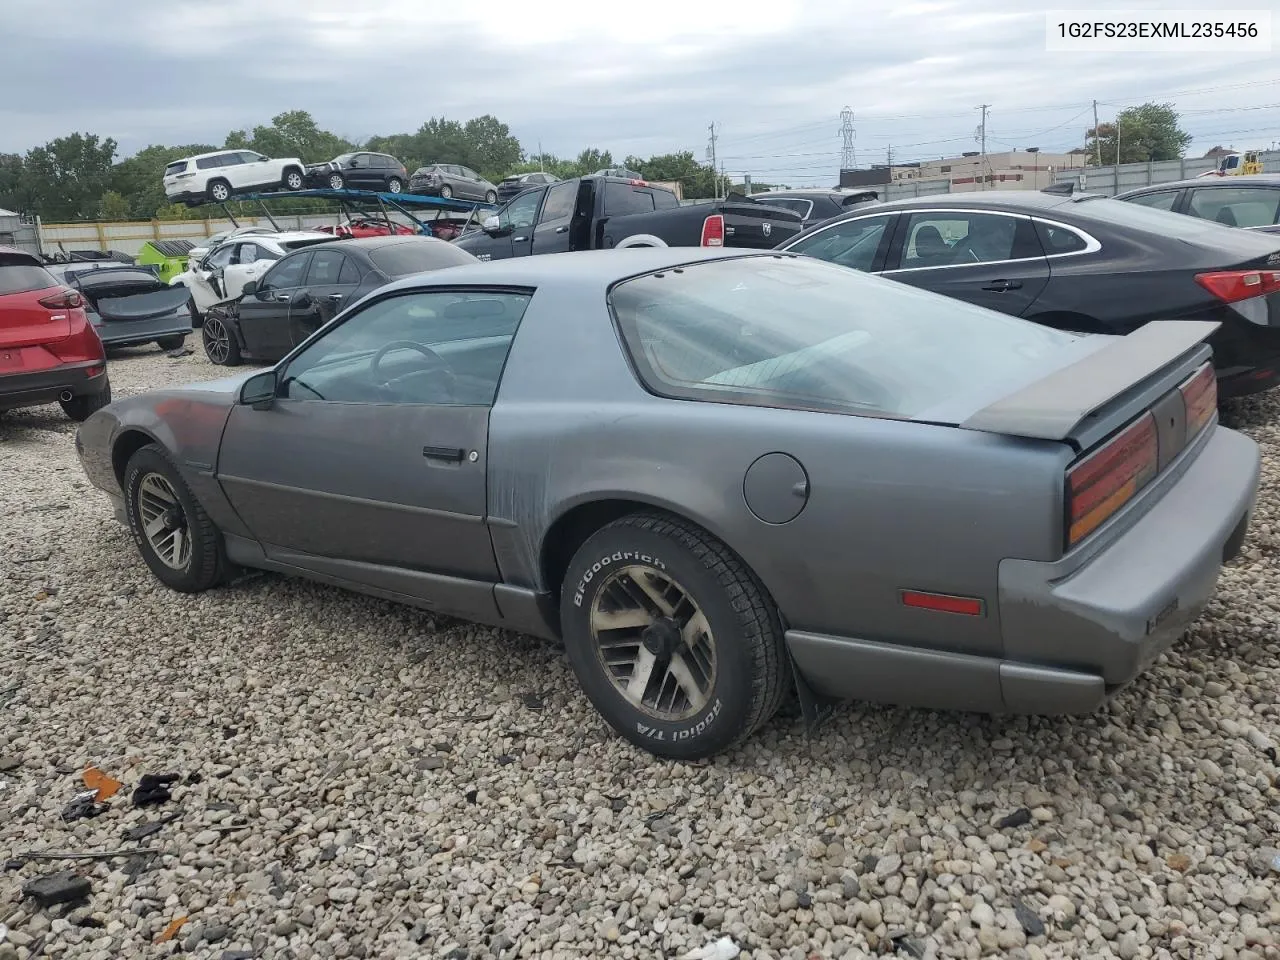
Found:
[0,246,112,421]
[317,216,417,240]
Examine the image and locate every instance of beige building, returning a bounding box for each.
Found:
[891,150,1091,192]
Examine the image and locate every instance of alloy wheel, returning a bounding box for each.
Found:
[137,473,192,571]
[589,564,717,722]
[203,315,230,363]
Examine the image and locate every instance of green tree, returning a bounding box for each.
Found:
[226,109,354,164]
[1082,101,1191,165]
[22,133,118,219]
[99,190,131,220]
[0,153,31,213]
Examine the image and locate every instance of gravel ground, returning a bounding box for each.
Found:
[1,344,1279,960]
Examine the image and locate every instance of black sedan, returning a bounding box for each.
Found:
[1115,174,1280,236]
[200,235,479,366]
[752,188,880,228]
[776,190,1280,398]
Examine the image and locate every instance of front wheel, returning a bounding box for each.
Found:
[484,190,497,204]
[123,444,231,593]
[201,312,241,366]
[283,168,304,191]
[328,173,345,190]
[560,513,788,760]
[60,382,112,422]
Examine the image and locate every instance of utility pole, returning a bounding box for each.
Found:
[706,122,720,200]
[1092,99,1102,167]
[839,106,856,171]
[977,104,990,189]
[887,145,893,170]
[537,140,543,173]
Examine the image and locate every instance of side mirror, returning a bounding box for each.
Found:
[241,280,259,297]
[240,370,277,409]
[482,214,503,235]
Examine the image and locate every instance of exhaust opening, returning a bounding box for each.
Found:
[59,390,73,402]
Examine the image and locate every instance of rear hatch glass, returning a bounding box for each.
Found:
[609,254,1077,421]
[164,161,189,177]
[0,257,59,295]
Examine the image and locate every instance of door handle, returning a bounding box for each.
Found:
[513,235,528,242]
[981,279,1022,291]
[327,293,344,302]
[422,445,465,463]
[554,225,568,234]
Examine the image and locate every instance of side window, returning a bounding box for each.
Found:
[539,181,577,224]
[1125,191,1179,212]
[196,156,222,170]
[898,212,1024,269]
[279,290,534,405]
[1035,222,1089,255]
[787,215,892,273]
[338,257,362,284]
[205,244,235,270]
[260,253,310,292]
[502,190,543,230]
[603,183,657,215]
[306,251,346,285]
[461,167,480,181]
[236,243,260,263]
[1187,187,1280,228]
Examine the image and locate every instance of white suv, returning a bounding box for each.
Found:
[163,150,307,206]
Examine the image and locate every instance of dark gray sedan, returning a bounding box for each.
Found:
[408,162,498,204]
[75,248,1260,759]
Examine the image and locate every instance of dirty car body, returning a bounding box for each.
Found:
[75,249,1260,759]
[46,263,191,349]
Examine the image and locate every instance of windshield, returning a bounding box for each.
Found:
[609,255,1075,419]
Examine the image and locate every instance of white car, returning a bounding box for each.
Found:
[185,225,277,265]
[169,231,334,318]
[163,149,307,205]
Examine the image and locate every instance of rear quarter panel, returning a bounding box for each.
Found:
[487,282,1071,659]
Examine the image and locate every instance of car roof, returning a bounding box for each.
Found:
[185,149,254,161]
[373,247,783,298]
[0,245,40,265]
[1117,173,1280,196]
[318,235,451,252]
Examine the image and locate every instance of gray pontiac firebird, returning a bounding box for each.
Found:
[75,247,1261,760]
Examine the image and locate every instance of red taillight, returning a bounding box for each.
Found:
[700,214,725,247]
[1194,269,1280,304]
[38,288,84,310]
[1065,412,1159,548]
[628,178,649,186]
[1180,361,1217,438]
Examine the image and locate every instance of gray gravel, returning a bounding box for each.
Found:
[2,344,1279,960]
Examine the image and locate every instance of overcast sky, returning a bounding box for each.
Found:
[2,0,1278,185]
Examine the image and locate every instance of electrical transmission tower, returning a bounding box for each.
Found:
[706,122,719,199]
[839,107,856,170]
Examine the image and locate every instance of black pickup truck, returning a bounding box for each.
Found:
[452,175,804,261]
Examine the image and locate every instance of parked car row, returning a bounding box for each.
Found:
[769,189,1280,399]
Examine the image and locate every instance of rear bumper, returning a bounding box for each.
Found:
[409,181,442,196]
[0,361,109,411]
[786,426,1260,716]
[1209,315,1280,398]
[92,312,191,347]
[165,188,204,203]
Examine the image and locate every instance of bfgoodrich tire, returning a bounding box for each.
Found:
[560,513,788,760]
[123,444,231,593]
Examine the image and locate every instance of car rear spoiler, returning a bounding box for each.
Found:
[960,320,1220,441]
